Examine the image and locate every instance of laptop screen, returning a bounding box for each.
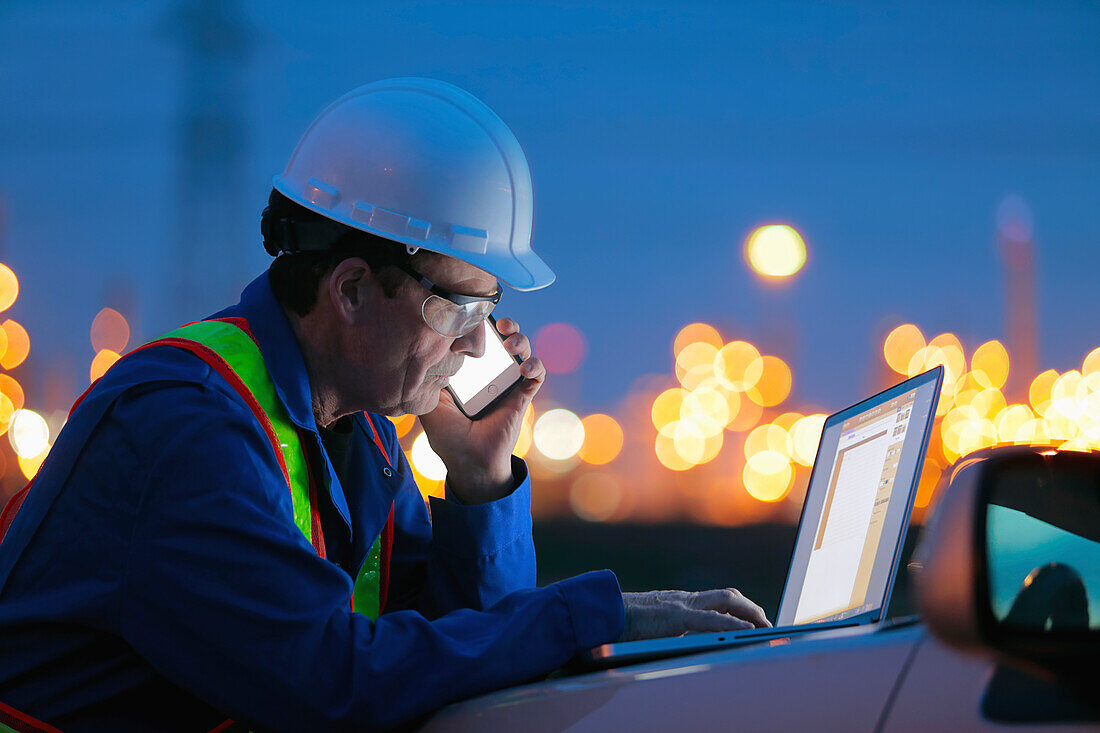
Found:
[775,368,942,627]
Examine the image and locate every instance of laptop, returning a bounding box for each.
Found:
[581,366,944,669]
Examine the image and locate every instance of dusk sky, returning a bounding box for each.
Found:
[2,0,1097,417]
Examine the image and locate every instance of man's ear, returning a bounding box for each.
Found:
[326,257,374,324]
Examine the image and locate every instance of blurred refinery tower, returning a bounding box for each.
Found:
[163,0,254,322]
[996,194,1038,402]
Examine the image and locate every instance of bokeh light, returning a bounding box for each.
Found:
[0,394,14,437]
[1029,369,1058,413]
[726,397,763,432]
[0,264,18,313]
[0,374,24,411]
[747,355,792,407]
[534,409,585,460]
[673,323,723,357]
[0,320,29,370]
[655,421,695,471]
[90,350,121,383]
[744,424,792,460]
[883,324,926,374]
[791,414,827,466]
[675,342,718,386]
[10,409,50,459]
[681,387,730,437]
[18,446,49,480]
[744,224,807,279]
[90,307,130,354]
[652,388,686,431]
[514,403,535,458]
[714,341,763,392]
[535,323,586,374]
[971,340,1009,390]
[579,414,624,465]
[410,432,447,481]
[569,472,624,522]
[388,413,416,439]
[743,451,793,502]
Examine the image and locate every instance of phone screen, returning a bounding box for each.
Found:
[448,320,517,402]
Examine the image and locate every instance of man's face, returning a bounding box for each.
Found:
[354,254,493,416]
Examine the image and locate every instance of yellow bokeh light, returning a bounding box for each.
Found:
[388,413,417,439]
[744,224,807,279]
[791,414,827,466]
[655,421,696,471]
[0,393,13,437]
[714,341,763,392]
[694,377,741,425]
[410,431,447,481]
[1014,418,1052,446]
[681,387,730,437]
[1082,347,1100,376]
[652,388,687,431]
[1046,399,1080,441]
[18,445,49,480]
[675,342,718,385]
[747,355,792,407]
[970,388,1006,420]
[0,320,29,370]
[514,405,535,458]
[744,424,793,460]
[569,472,624,522]
[90,349,121,383]
[9,409,49,459]
[674,323,723,358]
[994,404,1033,443]
[579,414,624,465]
[743,451,794,502]
[0,324,8,365]
[971,340,1009,390]
[883,324,926,375]
[0,374,24,412]
[1051,371,1082,403]
[772,412,803,431]
[0,264,18,313]
[958,419,997,456]
[679,363,715,391]
[1058,438,1093,453]
[1029,369,1058,413]
[534,409,585,461]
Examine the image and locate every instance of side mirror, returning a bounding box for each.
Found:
[913,446,1099,702]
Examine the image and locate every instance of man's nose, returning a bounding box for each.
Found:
[453,321,486,359]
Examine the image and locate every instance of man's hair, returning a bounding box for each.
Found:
[264,189,437,316]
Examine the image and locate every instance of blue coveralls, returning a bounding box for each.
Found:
[0,272,624,732]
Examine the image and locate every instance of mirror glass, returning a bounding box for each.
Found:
[986,460,1100,631]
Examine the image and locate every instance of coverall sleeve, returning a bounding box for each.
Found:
[381,421,538,617]
[119,382,624,732]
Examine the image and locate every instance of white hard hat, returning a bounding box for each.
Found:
[273,77,555,291]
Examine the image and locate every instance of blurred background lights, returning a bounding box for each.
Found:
[578,413,624,465]
[714,341,763,392]
[387,413,416,439]
[0,320,29,370]
[533,409,585,460]
[883,324,926,374]
[673,323,723,357]
[971,340,1009,389]
[534,323,586,374]
[747,355,792,407]
[743,450,794,502]
[90,308,130,354]
[791,414,827,466]
[90,350,121,383]
[0,264,18,313]
[744,225,807,280]
[513,403,535,459]
[569,472,624,522]
[9,409,49,460]
[410,432,447,481]
[0,375,23,412]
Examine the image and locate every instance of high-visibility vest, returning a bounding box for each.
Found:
[0,317,397,732]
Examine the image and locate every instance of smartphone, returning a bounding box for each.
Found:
[445,315,524,419]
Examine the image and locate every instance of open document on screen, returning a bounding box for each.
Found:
[793,389,917,624]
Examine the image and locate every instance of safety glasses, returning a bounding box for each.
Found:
[393,262,502,338]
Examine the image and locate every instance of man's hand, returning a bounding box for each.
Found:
[619,589,771,642]
[419,318,545,505]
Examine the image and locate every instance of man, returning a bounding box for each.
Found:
[0,78,767,731]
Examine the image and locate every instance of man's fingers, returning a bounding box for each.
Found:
[692,588,771,628]
[495,318,519,336]
[504,331,532,361]
[683,609,755,634]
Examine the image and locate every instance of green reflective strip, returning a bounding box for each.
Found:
[0,723,18,733]
[156,320,385,620]
[158,321,314,546]
[353,535,383,620]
